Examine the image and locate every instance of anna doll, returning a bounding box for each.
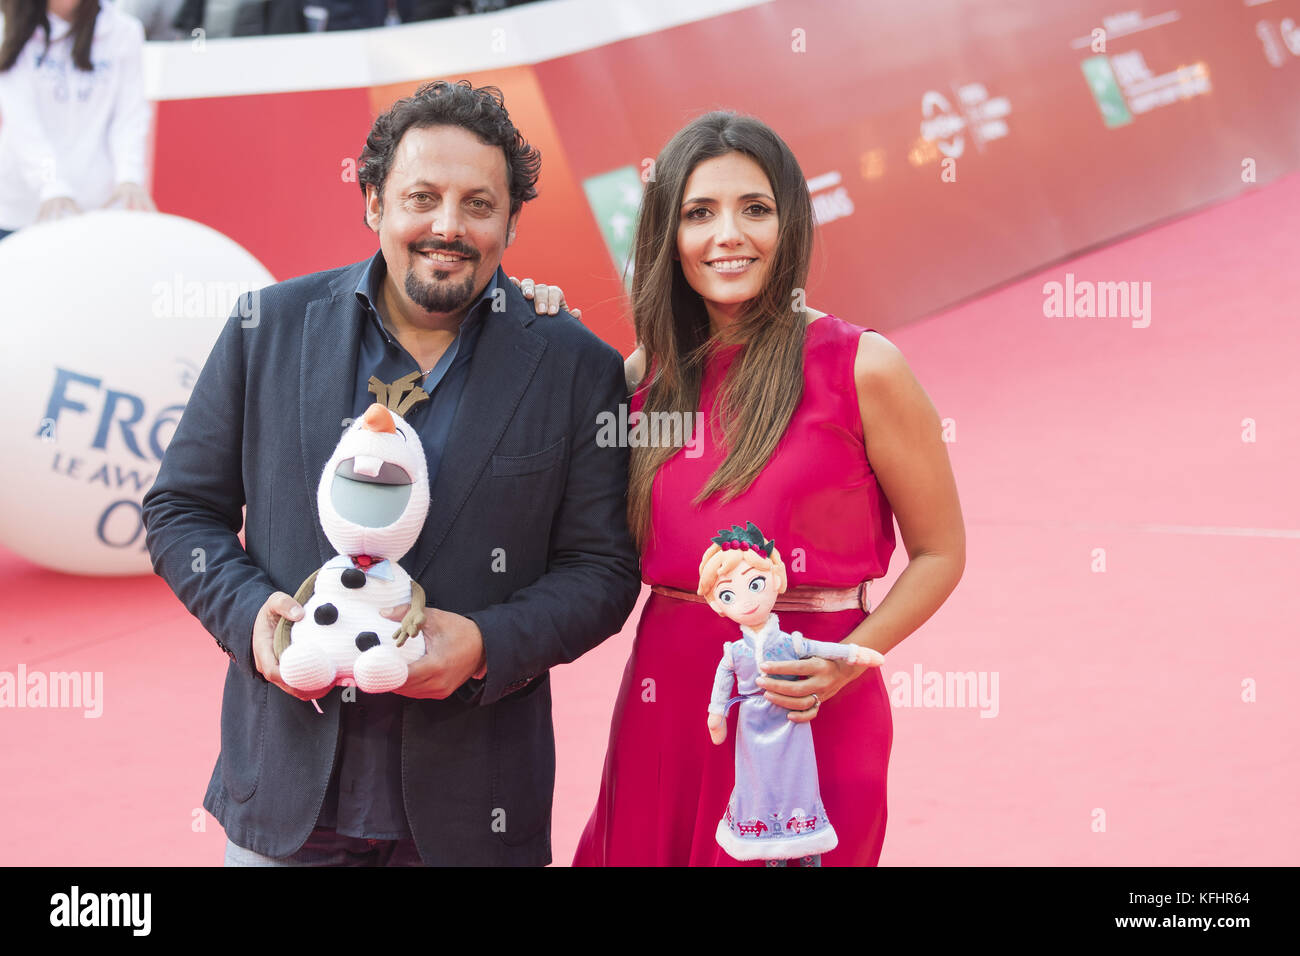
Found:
[701,522,884,866]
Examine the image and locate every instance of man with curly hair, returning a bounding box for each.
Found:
[143,80,640,866]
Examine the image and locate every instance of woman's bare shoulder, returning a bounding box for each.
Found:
[853,329,906,384]
[625,344,647,394]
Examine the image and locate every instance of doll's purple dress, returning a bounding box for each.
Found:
[709,613,862,860]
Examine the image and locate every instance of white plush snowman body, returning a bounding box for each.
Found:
[276,403,429,695]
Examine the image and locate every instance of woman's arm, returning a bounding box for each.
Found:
[846,331,965,653]
[105,15,154,210]
[0,47,76,209]
[759,331,965,721]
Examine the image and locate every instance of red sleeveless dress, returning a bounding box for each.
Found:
[573,315,897,866]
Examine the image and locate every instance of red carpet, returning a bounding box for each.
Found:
[2,171,1296,865]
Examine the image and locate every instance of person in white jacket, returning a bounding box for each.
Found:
[0,0,155,238]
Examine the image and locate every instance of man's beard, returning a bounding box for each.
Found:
[405,259,479,313]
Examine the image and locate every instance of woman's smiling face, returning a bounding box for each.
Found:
[676,152,779,329]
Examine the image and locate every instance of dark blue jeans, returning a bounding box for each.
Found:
[223,827,426,866]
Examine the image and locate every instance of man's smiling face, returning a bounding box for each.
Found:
[365,124,518,319]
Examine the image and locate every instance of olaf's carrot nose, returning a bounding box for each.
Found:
[361,403,396,434]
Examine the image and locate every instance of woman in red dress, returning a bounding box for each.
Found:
[573,112,965,866]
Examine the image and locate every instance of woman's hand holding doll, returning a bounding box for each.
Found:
[758,642,885,724]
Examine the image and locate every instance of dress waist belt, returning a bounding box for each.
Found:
[649,580,873,614]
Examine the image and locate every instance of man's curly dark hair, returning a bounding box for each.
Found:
[357,80,541,222]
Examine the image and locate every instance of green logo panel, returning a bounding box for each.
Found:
[1082,55,1133,129]
[583,165,644,286]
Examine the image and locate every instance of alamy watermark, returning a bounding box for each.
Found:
[888,663,999,718]
[49,886,150,935]
[0,665,103,718]
[151,273,262,327]
[596,405,705,458]
[1042,272,1151,328]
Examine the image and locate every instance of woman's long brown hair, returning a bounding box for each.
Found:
[1,1,100,73]
[627,112,815,548]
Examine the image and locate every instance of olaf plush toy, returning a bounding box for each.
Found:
[273,401,429,695]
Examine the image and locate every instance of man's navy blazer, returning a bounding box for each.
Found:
[142,256,641,865]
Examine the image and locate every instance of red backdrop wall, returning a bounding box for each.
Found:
[149,0,1300,351]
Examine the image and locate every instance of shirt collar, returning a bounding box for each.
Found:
[354,249,499,343]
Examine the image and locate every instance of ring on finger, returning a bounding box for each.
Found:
[809,693,821,710]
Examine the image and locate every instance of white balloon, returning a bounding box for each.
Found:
[0,211,274,575]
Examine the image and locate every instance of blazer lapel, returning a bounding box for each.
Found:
[409,281,547,583]
[299,260,370,565]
